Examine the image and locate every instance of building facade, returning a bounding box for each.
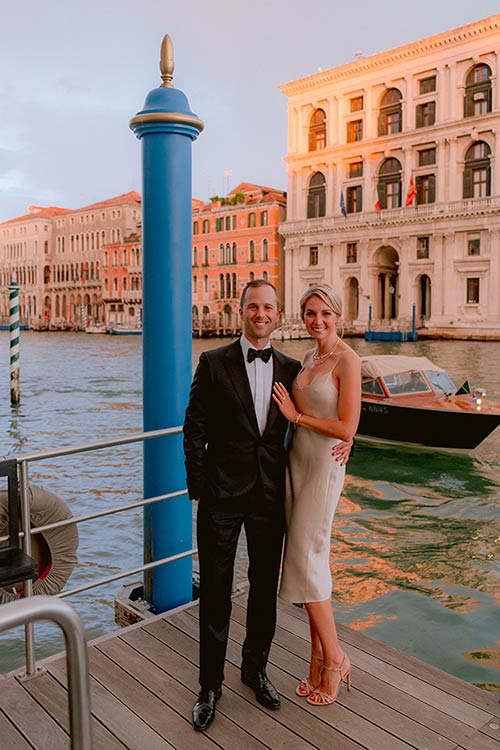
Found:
[0,192,141,329]
[280,14,500,336]
[191,183,286,334]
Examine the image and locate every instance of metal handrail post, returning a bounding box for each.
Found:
[0,596,92,750]
[18,459,36,675]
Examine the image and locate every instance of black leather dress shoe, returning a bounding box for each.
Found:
[192,687,222,731]
[241,670,280,710]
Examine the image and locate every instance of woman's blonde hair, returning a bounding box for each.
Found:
[299,283,342,319]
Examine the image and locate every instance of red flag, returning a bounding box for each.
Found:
[405,177,417,206]
[373,183,381,212]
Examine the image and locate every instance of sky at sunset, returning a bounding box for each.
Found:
[0,1,498,222]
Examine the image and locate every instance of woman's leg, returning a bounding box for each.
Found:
[305,600,349,696]
[307,613,323,686]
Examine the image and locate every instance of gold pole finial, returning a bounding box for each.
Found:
[160,35,174,88]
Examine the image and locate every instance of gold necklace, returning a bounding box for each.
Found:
[313,337,340,361]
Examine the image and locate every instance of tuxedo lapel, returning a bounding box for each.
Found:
[223,341,260,434]
[263,348,288,436]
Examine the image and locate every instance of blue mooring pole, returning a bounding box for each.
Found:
[130,35,203,612]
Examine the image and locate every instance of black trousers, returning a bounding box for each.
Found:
[196,492,285,690]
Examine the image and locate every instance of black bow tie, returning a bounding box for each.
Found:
[247,347,272,364]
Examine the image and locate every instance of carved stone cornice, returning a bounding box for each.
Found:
[280,15,500,97]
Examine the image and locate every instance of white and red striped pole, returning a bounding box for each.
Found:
[8,273,20,405]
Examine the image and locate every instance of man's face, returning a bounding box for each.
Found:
[240,286,281,346]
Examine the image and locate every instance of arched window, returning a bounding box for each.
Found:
[202,219,209,233]
[309,109,326,151]
[193,275,197,293]
[220,273,224,298]
[203,245,209,265]
[263,271,268,282]
[249,272,255,282]
[262,239,268,262]
[378,89,403,135]
[307,172,326,218]
[249,240,255,262]
[219,243,224,264]
[248,212,256,228]
[463,141,491,198]
[204,274,208,293]
[464,64,492,117]
[232,273,237,298]
[193,246,198,266]
[225,243,231,264]
[377,158,402,209]
[232,243,237,263]
[225,273,231,299]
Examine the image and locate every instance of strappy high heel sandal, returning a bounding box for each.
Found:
[296,654,323,697]
[306,654,351,706]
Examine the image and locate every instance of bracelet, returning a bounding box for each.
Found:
[294,412,303,427]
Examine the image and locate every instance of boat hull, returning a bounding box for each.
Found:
[358,399,500,450]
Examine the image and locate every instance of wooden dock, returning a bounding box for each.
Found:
[1,590,499,749]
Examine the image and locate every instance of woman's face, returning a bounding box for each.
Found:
[302,295,340,342]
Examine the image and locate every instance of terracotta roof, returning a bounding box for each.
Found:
[229,182,286,197]
[76,190,141,212]
[0,206,71,226]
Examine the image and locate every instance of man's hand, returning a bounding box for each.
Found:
[332,439,353,466]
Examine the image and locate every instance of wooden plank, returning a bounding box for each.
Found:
[227,602,493,730]
[227,606,487,750]
[143,618,367,750]
[108,630,315,750]
[86,645,230,750]
[480,721,500,742]
[277,597,499,717]
[0,709,35,750]
[0,677,70,750]
[122,625,365,750]
[21,669,126,750]
[174,609,459,750]
[163,611,418,750]
[48,657,173,750]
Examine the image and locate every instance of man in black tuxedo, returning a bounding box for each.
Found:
[184,279,301,731]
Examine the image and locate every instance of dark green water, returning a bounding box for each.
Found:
[0,333,498,691]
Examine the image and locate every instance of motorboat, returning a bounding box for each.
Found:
[85,323,106,334]
[357,355,500,450]
[108,322,142,335]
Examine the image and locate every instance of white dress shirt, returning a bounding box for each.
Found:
[240,335,273,436]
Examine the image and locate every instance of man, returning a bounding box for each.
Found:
[184,279,301,731]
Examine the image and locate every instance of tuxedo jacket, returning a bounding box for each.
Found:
[183,340,301,503]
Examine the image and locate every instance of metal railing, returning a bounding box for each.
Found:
[2,426,196,675]
[0,596,92,749]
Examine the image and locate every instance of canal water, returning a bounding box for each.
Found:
[0,332,498,690]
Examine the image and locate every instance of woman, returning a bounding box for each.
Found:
[272,283,361,706]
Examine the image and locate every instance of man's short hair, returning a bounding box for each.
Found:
[240,279,280,308]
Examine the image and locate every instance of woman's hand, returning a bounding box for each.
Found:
[332,439,353,466]
[272,381,299,422]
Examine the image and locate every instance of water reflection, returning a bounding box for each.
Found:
[0,333,497,689]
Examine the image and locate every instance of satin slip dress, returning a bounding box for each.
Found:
[279,357,345,603]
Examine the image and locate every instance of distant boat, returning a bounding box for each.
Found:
[357,355,500,450]
[85,324,106,334]
[108,323,142,336]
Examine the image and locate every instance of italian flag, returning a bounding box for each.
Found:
[373,183,381,212]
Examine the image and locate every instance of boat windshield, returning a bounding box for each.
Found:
[382,370,431,396]
[362,378,385,396]
[424,369,456,393]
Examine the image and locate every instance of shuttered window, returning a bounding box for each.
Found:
[416,174,436,204]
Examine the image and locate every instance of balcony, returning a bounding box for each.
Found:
[281,195,500,236]
[122,290,142,301]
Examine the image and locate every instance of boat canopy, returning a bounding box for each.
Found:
[361,355,445,379]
